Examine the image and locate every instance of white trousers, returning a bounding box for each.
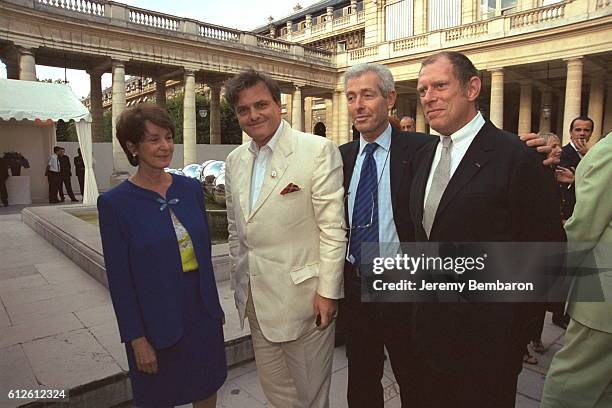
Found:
[246,288,335,408]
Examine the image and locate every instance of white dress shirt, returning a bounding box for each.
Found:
[424,112,485,206]
[47,154,60,173]
[248,121,283,211]
[347,124,399,261]
[569,141,584,159]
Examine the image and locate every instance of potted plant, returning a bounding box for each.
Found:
[3,152,30,176]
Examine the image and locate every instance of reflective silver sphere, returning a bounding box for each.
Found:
[182,164,203,180]
[164,168,185,176]
[202,160,225,199]
[213,173,226,206]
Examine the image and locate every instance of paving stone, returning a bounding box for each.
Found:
[217,380,268,407]
[328,367,348,408]
[34,260,99,285]
[0,301,10,328]
[88,321,128,372]
[74,303,116,328]
[0,265,39,281]
[22,328,122,391]
[515,393,541,408]
[0,345,38,408]
[0,274,48,295]
[2,278,105,310]
[517,365,547,401]
[225,360,257,382]
[0,312,84,349]
[6,287,110,325]
[230,364,268,405]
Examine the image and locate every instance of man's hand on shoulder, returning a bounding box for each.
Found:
[313,293,337,330]
[519,133,557,166]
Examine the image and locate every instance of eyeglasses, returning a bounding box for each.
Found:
[341,192,375,231]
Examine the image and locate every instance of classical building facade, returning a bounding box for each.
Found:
[2,0,611,175]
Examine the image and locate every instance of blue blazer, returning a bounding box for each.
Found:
[97,174,223,349]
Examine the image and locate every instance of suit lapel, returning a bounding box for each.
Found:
[237,151,254,221]
[433,122,493,222]
[389,128,408,214]
[248,122,293,220]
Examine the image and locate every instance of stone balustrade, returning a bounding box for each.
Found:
[21,0,330,63]
[509,1,567,29]
[332,14,351,29]
[444,21,488,42]
[128,6,180,31]
[37,0,104,16]
[597,0,611,9]
[256,35,291,53]
[349,45,379,61]
[198,23,241,42]
[391,34,428,52]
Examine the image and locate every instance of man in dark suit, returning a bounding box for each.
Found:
[558,115,593,221]
[409,51,565,407]
[58,148,78,202]
[339,63,433,408]
[0,155,9,207]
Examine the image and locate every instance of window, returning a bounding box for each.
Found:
[428,0,461,31]
[386,0,414,41]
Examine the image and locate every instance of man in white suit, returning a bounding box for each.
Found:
[224,69,346,407]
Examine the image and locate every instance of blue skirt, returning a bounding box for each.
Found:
[125,271,227,408]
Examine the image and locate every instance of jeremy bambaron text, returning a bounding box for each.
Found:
[370,254,534,293]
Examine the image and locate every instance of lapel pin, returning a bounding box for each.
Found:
[475,163,481,168]
[271,170,277,178]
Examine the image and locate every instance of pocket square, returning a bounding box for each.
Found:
[280,183,301,195]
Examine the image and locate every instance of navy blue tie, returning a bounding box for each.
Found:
[349,142,379,268]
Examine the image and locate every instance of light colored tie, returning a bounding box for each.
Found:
[423,136,452,238]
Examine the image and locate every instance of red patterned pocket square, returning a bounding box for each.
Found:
[280,183,301,195]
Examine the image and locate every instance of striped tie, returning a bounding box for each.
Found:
[423,136,452,238]
[348,142,379,268]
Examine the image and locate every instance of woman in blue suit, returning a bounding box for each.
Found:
[97,104,226,407]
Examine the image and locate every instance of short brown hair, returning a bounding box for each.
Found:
[224,69,281,111]
[421,51,479,88]
[116,104,175,166]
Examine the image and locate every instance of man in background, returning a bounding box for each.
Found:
[46,146,61,203]
[0,155,8,206]
[58,147,78,202]
[399,116,416,132]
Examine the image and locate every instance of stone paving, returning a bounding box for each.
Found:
[0,209,566,407]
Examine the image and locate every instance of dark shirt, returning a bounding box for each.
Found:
[74,155,85,175]
[59,155,72,176]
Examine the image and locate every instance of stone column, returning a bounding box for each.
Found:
[304,97,313,134]
[155,79,167,107]
[325,97,333,139]
[538,89,552,134]
[285,93,293,125]
[183,70,197,165]
[18,47,36,81]
[562,57,583,145]
[416,99,426,133]
[338,92,350,144]
[518,79,532,135]
[603,81,612,136]
[209,83,222,144]
[110,60,130,186]
[291,85,304,132]
[489,68,504,129]
[332,91,341,144]
[587,72,604,144]
[87,69,104,143]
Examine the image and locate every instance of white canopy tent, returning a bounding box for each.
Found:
[0,79,99,204]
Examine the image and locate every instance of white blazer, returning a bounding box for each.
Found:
[225,120,346,342]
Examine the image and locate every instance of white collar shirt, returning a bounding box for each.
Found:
[424,112,486,206]
[569,141,584,159]
[248,120,283,211]
[347,123,399,262]
[47,153,60,173]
